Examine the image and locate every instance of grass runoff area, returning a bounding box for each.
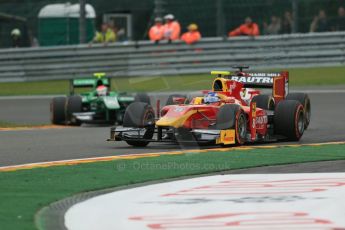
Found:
[0,66,345,96]
[0,121,21,128]
[0,121,49,129]
[0,121,45,128]
[1,144,345,229]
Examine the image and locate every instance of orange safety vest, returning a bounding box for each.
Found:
[229,23,260,37]
[163,21,181,40]
[181,31,201,44]
[149,24,164,41]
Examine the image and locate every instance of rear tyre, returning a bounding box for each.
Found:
[66,96,82,126]
[166,94,189,106]
[216,104,247,145]
[274,100,305,141]
[251,94,275,110]
[50,97,66,125]
[123,102,155,147]
[286,93,311,129]
[135,93,151,105]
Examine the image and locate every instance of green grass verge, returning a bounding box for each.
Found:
[0,66,345,96]
[0,121,47,128]
[0,121,19,128]
[1,144,345,229]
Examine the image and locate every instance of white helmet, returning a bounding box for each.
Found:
[164,14,175,20]
[11,28,21,37]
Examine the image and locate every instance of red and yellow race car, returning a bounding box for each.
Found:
[109,66,311,147]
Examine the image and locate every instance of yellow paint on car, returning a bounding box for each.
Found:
[156,110,197,128]
[216,129,236,145]
[192,97,204,105]
[211,71,231,76]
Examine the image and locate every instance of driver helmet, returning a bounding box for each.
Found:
[204,92,220,103]
[96,85,108,96]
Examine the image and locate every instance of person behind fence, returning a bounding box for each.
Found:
[310,10,330,32]
[281,11,293,34]
[11,28,21,48]
[92,23,116,44]
[181,23,201,44]
[332,6,345,31]
[228,17,260,37]
[149,17,165,43]
[109,21,125,41]
[263,15,281,35]
[163,14,181,41]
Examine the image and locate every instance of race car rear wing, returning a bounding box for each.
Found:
[236,72,289,102]
[71,78,110,88]
[228,72,282,88]
[69,77,110,95]
[211,71,289,102]
[239,71,289,102]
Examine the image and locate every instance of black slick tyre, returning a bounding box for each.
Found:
[50,97,66,125]
[274,100,305,141]
[286,93,311,129]
[166,94,189,106]
[66,95,82,126]
[134,93,151,105]
[216,104,247,145]
[251,94,275,110]
[123,102,155,147]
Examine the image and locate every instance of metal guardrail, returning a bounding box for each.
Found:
[0,31,345,82]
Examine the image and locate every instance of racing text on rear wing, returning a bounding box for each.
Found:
[228,72,286,88]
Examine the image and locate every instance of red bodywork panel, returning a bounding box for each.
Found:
[157,71,288,141]
[160,102,268,139]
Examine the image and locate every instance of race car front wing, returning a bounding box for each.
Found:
[107,126,237,145]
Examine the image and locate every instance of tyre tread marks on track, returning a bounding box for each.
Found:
[0,141,344,172]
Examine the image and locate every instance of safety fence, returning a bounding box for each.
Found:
[0,31,345,82]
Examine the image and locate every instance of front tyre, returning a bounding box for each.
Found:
[274,100,305,141]
[50,97,66,125]
[123,102,155,147]
[166,94,189,106]
[134,93,151,105]
[66,96,82,126]
[216,104,247,145]
[235,111,247,145]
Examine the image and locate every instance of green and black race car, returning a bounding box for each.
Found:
[50,73,149,125]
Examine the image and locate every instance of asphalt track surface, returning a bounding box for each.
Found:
[1,87,345,167]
